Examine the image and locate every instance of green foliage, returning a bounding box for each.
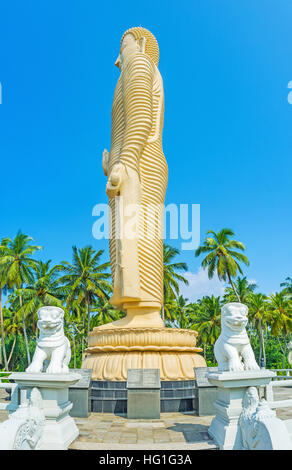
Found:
[163,244,188,301]
[195,228,249,302]
[0,229,291,374]
[223,277,257,304]
[4,334,36,371]
[57,246,111,340]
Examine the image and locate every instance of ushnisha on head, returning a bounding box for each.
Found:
[115,26,159,70]
[37,306,64,332]
[221,302,248,329]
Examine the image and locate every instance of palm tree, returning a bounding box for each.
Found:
[0,232,42,365]
[163,244,189,320]
[268,292,292,368]
[163,295,179,325]
[224,276,257,304]
[172,295,191,329]
[191,295,221,361]
[17,260,66,334]
[91,298,122,328]
[280,277,292,295]
[3,308,24,368]
[58,246,111,340]
[248,293,269,366]
[0,261,9,371]
[195,228,249,302]
[64,299,86,368]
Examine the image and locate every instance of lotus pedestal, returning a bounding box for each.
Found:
[82,327,206,381]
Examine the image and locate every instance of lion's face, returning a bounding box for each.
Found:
[221,302,248,333]
[37,306,64,335]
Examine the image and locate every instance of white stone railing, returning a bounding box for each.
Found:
[264,370,292,409]
[270,369,292,380]
[2,369,292,414]
[0,373,18,411]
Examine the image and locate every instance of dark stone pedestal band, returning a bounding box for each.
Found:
[90,380,198,414]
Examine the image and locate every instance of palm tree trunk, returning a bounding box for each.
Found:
[0,288,9,371]
[7,335,17,366]
[73,324,76,369]
[81,311,85,359]
[283,333,287,369]
[259,320,263,364]
[87,300,91,342]
[226,269,241,302]
[19,292,31,365]
[262,327,266,366]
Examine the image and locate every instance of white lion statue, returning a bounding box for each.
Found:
[26,306,71,374]
[214,302,260,372]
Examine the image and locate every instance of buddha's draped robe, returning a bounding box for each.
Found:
[108,52,168,309]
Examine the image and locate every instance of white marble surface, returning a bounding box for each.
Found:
[207,369,275,388]
[239,386,292,450]
[207,370,276,450]
[0,388,45,450]
[9,372,81,450]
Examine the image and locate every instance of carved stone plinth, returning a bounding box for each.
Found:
[207,370,276,450]
[10,372,81,450]
[82,327,206,381]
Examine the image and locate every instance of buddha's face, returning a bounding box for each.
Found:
[115,33,139,70]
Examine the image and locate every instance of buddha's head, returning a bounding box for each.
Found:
[115,27,159,70]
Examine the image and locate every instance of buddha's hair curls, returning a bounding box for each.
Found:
[121,27,159,66]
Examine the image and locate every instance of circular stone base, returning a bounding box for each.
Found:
[82,327,206,381]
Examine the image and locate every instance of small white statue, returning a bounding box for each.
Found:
[239,386,292,450]
[26,306,71,374]
[0,388,45,450]
[214,302,260,372]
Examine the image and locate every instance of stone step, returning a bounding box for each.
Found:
[69,440,218,450]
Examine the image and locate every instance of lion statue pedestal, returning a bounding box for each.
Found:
[0,307,81,450]
[207,302,282,450]
[8,372,81,450]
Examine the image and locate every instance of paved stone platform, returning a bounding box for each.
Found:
[70,412,216,450]
[1,383,292,449]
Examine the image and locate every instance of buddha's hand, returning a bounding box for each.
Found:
[106,162,126,198]
[102,149,109,176]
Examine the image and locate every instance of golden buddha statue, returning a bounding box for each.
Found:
[101,27,168,328]
[82,27,206,380]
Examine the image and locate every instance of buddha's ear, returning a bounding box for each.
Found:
[139,37,146,54]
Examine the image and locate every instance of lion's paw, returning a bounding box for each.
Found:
[46,364,63,374]
[229,360,244,372]
[26,363,42,373]
[244,361,260,371]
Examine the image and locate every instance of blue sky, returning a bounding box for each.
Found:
[1,0,291,300]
